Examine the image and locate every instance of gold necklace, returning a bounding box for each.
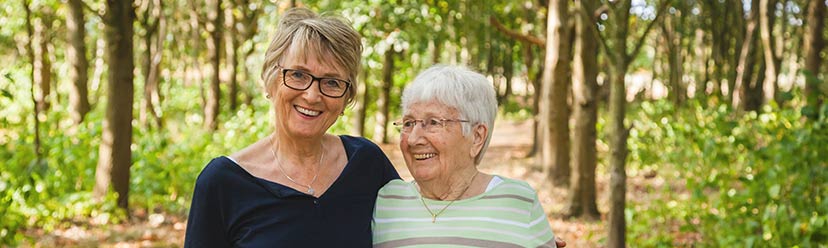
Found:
[419,171,478,223]
[269,134,324,195]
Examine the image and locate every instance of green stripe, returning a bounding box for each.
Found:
[375,237,525,248]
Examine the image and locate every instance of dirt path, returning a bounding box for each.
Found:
[27,120,615,247]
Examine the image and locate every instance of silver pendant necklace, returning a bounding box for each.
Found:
[269,134,324,195]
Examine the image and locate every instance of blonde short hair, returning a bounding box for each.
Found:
[261,8,362,105]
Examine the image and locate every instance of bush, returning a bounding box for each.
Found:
[627,100,828,247]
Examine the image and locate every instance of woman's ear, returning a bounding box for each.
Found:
[470,123,488,158]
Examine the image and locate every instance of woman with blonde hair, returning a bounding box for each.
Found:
[185,8,399,247]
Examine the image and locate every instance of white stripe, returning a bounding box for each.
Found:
[498,183,535,194]
[374,216,530,228]
[530,224,553,239]
[375,205,530,215]
[375,226,536,240]
[383,184,410,191]
[529,214,548,227]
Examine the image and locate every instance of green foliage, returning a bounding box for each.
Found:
[0,63,279,245]
[626,100,828,247]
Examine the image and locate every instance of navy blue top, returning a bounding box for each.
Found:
[184,135,400,247]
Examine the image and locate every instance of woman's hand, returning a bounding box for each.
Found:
[555,237,566,247]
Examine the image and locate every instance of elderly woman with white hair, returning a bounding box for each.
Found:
[372,65,562,248]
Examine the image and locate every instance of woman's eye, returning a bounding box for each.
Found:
[289,71,306,79]
[428,119,442,126]
[322,79,343,89]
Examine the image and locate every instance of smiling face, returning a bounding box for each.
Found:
[269,49,348,140]
[400,100,482,183]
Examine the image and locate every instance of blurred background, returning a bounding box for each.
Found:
[0,0,826,246]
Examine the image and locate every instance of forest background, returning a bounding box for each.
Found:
[1,0,827,247]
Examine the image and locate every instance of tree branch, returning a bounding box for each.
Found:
[627,0,669,63]
[80,0,104,20]
[489,16,546,47]
[578,1,613,56]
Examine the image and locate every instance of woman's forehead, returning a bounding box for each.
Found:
[404,100,458,116]
[283,44,347,76]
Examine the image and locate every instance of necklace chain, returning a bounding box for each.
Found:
[419,171,479,223]
[269,134,323,195]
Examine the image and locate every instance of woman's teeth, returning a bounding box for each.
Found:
[296,106,321,116]
[413,153,436,160]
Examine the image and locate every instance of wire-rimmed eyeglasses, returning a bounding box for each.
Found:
[392,118,469,133]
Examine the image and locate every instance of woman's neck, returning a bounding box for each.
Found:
[271,130,325,167]
[418,168,480,201]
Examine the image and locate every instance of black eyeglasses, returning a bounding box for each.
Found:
[280,68,351,98]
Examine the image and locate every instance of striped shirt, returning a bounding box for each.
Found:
[373,177,556,248]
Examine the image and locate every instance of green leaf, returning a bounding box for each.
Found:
[769,184,780,199]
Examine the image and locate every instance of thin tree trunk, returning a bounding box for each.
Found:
[539,0,571,187]
[150,0,165,127]
[693,28,706,101]
[90,29,106,106]
[566,0,600,220]
[140,0,162,129]
[502,41,514,102]
[725,2,744,102]
[351,67,369,136]
[23,0,42,162]
[607,0,632,248]
[94,0,135,212]
[225,2,239,111]
[662,14,683,105]
[759,0,781,105]
[733,5,759,109]
[803,0,826,115]
[33,17,52,113]
[740,0,766,112]
[204,0,223,130]
[374,47,395,144]
[67,0,91,124]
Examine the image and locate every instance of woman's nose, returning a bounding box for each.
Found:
[405,124,428,146]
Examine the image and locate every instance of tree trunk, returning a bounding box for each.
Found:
[566,0,600,220]
[608,1,632,247]
[94,0,135,212]
[733,3,759,109]
[204,0,223,131]
[662,13,684,105]
[725,3,744,102]
[803,0,825,116]
[23,0,42,162]
[225,3,239,112]
[140,0,163,129]
[90,29,106,105]
[759,0,781,106]
[33,16,52,113]
[351,67,369,136]
[66,0,91,124]
[739,0,765,112]
[693,28,706,101]
[374,47,394,144]
[539,0,571,187]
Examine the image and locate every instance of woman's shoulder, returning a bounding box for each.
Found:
[378,179,416,196]
[338,135,380,149]
[195,156,248,186]
[337,135,389,157]
[487,176,539,199]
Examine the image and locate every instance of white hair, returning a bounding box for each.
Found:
[401,64,497,164]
